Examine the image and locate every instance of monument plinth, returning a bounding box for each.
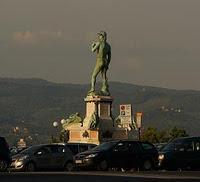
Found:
[83,95,114,129]
[68,95,115,144]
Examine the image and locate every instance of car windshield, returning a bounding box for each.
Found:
[161,139,184,151]
[91,141,117,151]
[20,145,41,154]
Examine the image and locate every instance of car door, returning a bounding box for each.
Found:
[129,142,142,168]
[110,141,130,168]
[66,144,79,155]
[174,139,196,168]
[190,139,200,169]
[33,145,53,169]
[50,145,66,169]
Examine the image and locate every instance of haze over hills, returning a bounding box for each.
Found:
[0,78,200,145]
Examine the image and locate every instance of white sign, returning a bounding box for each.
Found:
[120,104,132,124]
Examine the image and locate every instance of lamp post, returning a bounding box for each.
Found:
[60,119,66,125]
[136,112,143,141]
[52,121,59,143]
[52,119,67,143]
[53,121,59,128]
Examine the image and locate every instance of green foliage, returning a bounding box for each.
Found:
[141,126,189,143]
[169,126,189,139]
[141,127,160,143]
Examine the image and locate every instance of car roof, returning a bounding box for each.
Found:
[173,136,200,141]
[108,139,142,143]
[65,142,97,145]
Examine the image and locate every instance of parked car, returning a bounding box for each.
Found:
[10,143,74,172]
[0,136,10,172]
[74,140,158,171]
[158,136,200,170]
[66,143,97,155]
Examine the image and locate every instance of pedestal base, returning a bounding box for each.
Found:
[68,128,130,145]
[68,129,100,145]
[66,95,132,144]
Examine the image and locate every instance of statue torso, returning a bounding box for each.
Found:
[96,42,110,60]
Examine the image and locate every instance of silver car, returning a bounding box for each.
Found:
[10,143,74,172]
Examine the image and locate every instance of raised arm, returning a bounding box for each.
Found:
[91,42,100,52]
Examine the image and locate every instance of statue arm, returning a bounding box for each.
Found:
[91,42,100,52]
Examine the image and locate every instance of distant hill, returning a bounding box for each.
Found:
[0,78,200,145]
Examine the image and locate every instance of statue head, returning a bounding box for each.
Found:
[97,31,107,42]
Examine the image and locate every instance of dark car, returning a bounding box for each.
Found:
[74,140,158,171]
[0,137,10,172]
[158,136,200,170]
[10,143,74,172]
[66,143,97,155]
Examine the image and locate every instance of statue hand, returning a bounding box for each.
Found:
[91,42,100,52]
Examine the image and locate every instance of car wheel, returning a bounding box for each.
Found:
[64,162,74,172]
[0,160,8,172]
[97,160,108,171]
[25,162,36,172]
[142,159,153,171]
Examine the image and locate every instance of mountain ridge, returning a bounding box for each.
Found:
[0,78,199,144]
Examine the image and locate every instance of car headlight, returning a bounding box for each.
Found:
[158,154,165,160]
[85,153,98,158]
[18,155,29,162]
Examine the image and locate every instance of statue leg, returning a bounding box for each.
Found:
[88,65,101,94]
[101,68,110,96]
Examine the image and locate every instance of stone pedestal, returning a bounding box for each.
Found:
[68,95,115,144]
[83,95,114,130]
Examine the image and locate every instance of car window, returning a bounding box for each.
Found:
[57,146,65,153]
[141,143,154,150]
[162,139,184,152]
[88,144,97,150]
[67,145,78,155]
[50,145,66,154]
[174,140,195,152]
[113,142,129,152]
[36,146,51,155]
[50,145,59,153]
[79,145,89,153]
[183,141,195,152]
[129,142,141,153]
[92,141,117,151]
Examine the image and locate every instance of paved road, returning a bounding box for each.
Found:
[1,171,200,182]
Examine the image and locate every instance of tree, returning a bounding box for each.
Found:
[141,127,160,143]
[141,126,189,144]
[169,126,188,139]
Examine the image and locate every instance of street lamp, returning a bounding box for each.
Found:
[52,121,59,143]
[53,121,59,128]
[52,119,67,143]
[60,119,66,125]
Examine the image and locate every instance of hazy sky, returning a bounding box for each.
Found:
[1,0,200,90]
